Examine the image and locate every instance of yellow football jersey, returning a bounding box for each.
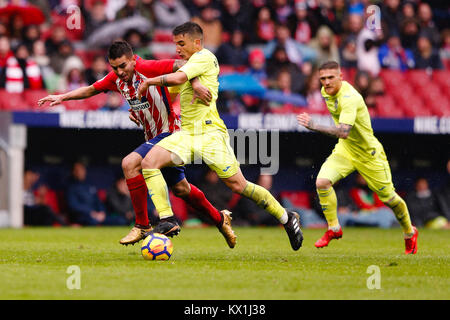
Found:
[176,48,227,134]
[321,81,383,160]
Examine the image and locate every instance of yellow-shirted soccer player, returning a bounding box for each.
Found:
[136,22,304,251]
[297,61,418,254]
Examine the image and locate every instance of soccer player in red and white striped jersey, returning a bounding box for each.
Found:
[38,40,235,248]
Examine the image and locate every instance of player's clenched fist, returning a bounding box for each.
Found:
[297,112,314,130]
[38,94,64,107]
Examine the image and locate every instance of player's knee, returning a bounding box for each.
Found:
[122,155,140,176]
[316,178,332,190]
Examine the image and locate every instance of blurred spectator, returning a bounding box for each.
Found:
[115,0,141,19]
[58,56,87,92]
[339,173,398,228]
[247,48,268,86]
[83,0,109,40]
[50,40,76,75]
[435,160,450,222]
[264,23,317,67]
[400,0,416,21]
[353,69,371,99]
[7,13,26,47]
[84,55,108,85]
[339,35,358,69]
[124,29,153,60]
[184,0,218,18]
[250,6,276,44]
[266,45,305,93]
[342,12,363,40]
[268,69,295,112]
[378,33,415,71]
[417,2,440,48]
[287,1,317,45]
[23,169,66,226]
[153,0,190,32]
[105,176,133,225]
[0,43,44,93]
[272,0,292,25]
[365,75,385,116]
[191,4,222,52]
[21,25,40,53]
[309,25,340,66]
[215,29,248,66]
[356,23,382,76]
[381,0,403,35]
[400,17,420,51]
[406,177,449,229]
[414,35,444,70]
[440,29,450,69]
[197,168,233,213]
[220,0,252,35]
[100,91,128,111]
[45,25,67,57]
[66,162,125,226]
[0,35,13,69]
[31,39,57,91]
[303,69,327,114]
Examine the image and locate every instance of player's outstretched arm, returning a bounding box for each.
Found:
[137,72,188,100]
[297,112,352,139]
[38,85,100,107]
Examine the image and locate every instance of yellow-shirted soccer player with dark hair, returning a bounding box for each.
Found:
[136,22,304,251]
[297,61,418,254]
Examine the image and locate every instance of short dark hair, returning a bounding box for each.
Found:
[172,22,203,39]
[107,40,133,60]
[318,61,340,71]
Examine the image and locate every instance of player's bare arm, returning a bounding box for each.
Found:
[172,59,186,72]
[38,85,99,107]
[138,72,211,104]
[297,112,352,139]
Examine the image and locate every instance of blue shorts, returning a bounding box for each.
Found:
[134,132,186,187]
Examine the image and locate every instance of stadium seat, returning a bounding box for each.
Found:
[153,29,173,43]
[219,65,235,75]
[24,89,49,110]
[398,96,432,117]
[375,96,404,118]
[379,69,404,86]
[407,70,431,89]
[85,94,109,110]
[0,90,31,110]
[432,70,450,91]
[280,191,312,209]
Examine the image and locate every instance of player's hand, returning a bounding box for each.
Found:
[37,94,64,107]
[137,79,150,101]
[128,109,140,127]
[297,112,314,130]
[191,81,212,105]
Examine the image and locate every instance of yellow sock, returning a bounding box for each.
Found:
[241,182,286,222]
[385,193,413,235]
[142,168,173,219]
[317,187,340,229]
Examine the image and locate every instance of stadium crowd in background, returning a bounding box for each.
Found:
[0,0,448,114]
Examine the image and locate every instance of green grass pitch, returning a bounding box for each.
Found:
[0,226,448,300]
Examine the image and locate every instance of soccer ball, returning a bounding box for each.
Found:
[141,233,173,261]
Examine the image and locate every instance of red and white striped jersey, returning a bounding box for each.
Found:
[93,55,181,141]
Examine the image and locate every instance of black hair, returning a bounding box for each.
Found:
[172,22,203,39]
[107,40,133,60]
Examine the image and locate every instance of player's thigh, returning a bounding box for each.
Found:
[198,130,240,179]
[155,130,194,166]
[317,150,355,186]
[355,152,395,202]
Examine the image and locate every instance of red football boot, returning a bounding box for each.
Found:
[315,228,343,248]
[404,226,418,255]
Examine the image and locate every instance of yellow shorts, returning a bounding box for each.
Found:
[317,143,396,202]
[155,129,240,179]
